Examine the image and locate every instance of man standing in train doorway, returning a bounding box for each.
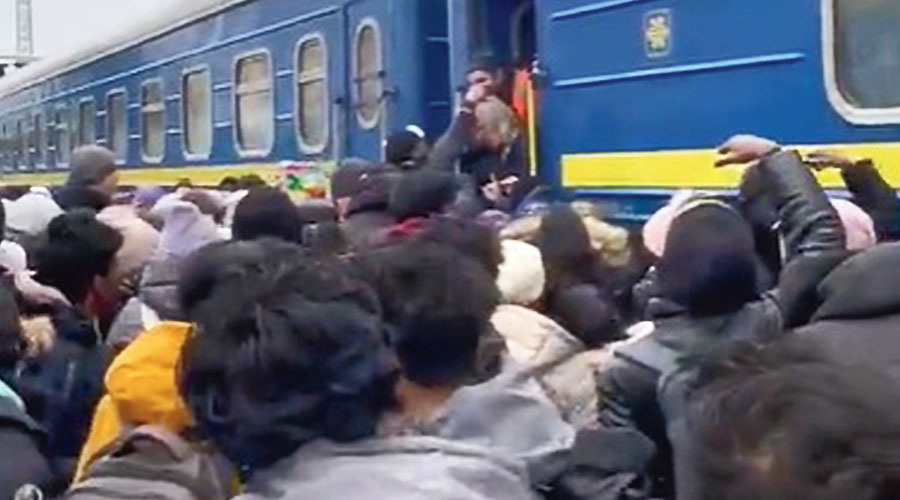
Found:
[427,57,535,217]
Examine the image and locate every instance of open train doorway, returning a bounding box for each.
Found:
[450,0,539,174]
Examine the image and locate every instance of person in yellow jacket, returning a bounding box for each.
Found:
[74,321,192,481]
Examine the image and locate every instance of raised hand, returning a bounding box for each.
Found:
[716,134,780,167]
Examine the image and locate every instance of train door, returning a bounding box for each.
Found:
[344,0,390,161]
[292,12,345,163]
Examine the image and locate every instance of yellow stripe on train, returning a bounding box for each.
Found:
[0,163,283,187]
[561,142,900,189]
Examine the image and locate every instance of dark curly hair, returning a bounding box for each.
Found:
[177,239,394,473]
[363,241,499,387]
[33,210,123,304]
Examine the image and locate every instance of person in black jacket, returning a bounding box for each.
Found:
[0,282,64,498]
[427,83,527,214]
[15,210,122,475]
[790,242,900,377]
[595,135,848,497]
[805,150,900,242]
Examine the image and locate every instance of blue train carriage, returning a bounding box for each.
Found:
[531,0,900,223]
[0,0,452,187]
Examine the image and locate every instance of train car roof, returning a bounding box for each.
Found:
[0,0,253,100]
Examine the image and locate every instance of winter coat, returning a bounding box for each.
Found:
[341,211,396,250]
[106,256,183,350]
[491,304,611,428]
[791,243,900,378]
[238,370,572,500]
[97,205,160,289]
[0,380,61,499]
[235,436,539,500]
[596,150,848,496]
[15,306,106,463]
[55,185,111,212]
[842,159,900,242]
[3,187,63,243]
[75,322,192,481]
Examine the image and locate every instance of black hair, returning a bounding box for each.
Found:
[175,178,194,190]
[218,177,239,191]
[0,283,23,376]
[467,54,499,76]
[385,131,426,169]
[547,284,623,348]
[364,241,499,387]
[232,188,305,244]
[680,339,900,500]
[657,203,758,317]
[237,174,267,190]
[389,170,460,221]
[33,210,123,304]
[411,216,503,279]
[178,239,394,473]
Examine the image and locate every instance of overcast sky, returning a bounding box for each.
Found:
[0,0,180,57]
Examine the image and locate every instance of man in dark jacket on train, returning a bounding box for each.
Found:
[595,134,848,496]
[427,80,527,216]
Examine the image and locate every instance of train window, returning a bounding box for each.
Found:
[0,123,8,171]
[45,112,55,167]
[141,80,165,162]
[107,90,127,162]
[354,19,383,129]
[16,119,25,170]
[56,106,71,168]
[77,99,96,146]
[31,114,43,169]
[183,67,212,158]
[296,35,328,153]
[828,0,900,122]
[234,51,274,155]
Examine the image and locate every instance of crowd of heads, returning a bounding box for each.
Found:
[0,63,896,500]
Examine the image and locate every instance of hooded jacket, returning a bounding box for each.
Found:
[3,187,63,243]
[596,150,848,496]
[238,371,571,500]
[0,379,61,499]
[236,436,538,500]
[792,243,900,378]
[75,322,192,481]
[492,304,610,428]
[15,305,106,462]
[106,202,221,350]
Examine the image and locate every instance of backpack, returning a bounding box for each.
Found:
[66,425,231,500]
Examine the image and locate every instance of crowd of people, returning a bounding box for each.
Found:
[0,63,899,500]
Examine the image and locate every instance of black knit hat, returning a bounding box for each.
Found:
[657,201,758,317]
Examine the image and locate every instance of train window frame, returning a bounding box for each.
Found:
[232,49,275,158]
[31,112,44,170]
[77,97,96,146]
[140,78,166,164]
[16,118,25,171]
[55,104,71,169]
[182,65,213,161]
[45,109,56,168]
[823,0,900,124]
[294,33,329,154]
[106,88,128,164]
[353,17,384,130]
[0,122,9,172]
